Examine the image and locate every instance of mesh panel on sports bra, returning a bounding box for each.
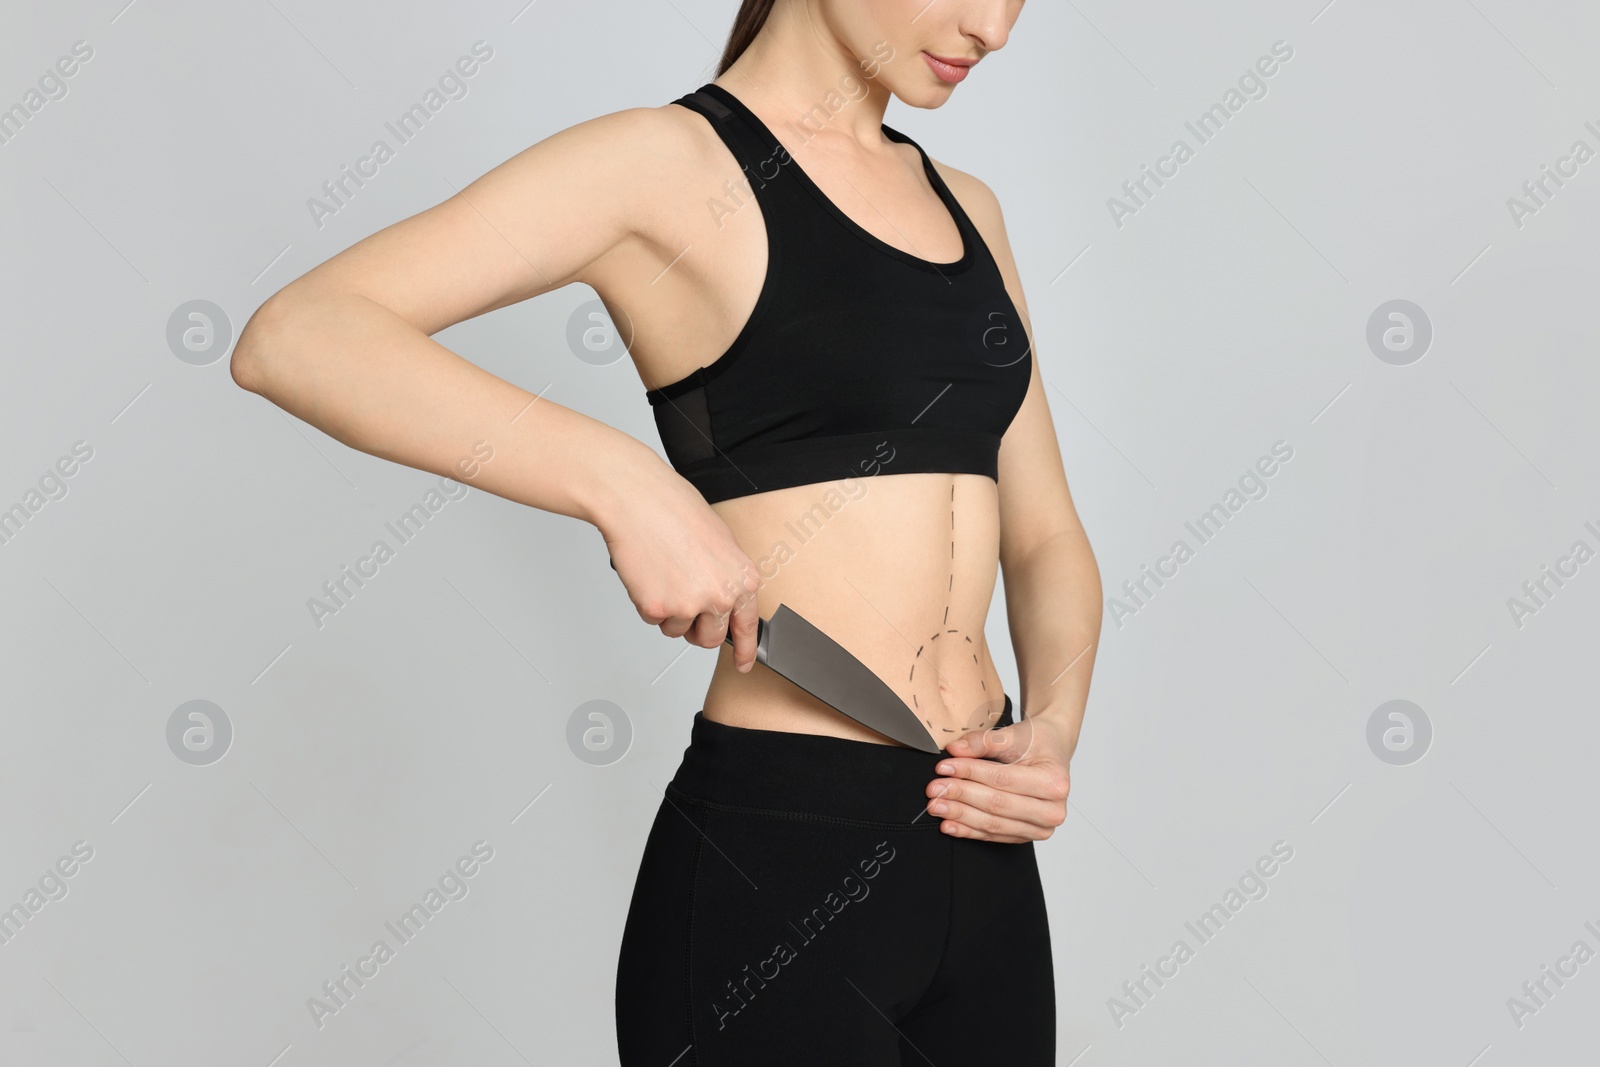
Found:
[650,376,717,467]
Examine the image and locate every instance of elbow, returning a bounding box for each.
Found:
[229,338,262,394]
[230,294,286,394]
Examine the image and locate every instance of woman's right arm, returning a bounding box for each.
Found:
[230,107,762,668]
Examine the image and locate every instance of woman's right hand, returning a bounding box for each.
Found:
[599,460,763,671]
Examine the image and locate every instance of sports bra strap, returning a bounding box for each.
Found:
[673,87,793,194]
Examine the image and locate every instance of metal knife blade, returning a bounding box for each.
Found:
[724,604,942,753]
[605,559,941,753]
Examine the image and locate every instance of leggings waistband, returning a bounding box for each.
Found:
[666,694,1014,826]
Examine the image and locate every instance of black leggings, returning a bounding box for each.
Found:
[615,695,1056,1065]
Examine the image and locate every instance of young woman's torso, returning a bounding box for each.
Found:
[585,83,1018,746]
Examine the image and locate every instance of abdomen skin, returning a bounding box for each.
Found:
[703,469,1006,745]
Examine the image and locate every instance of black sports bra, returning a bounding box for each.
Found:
[644,82,1032,505]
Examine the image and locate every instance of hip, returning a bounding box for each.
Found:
[616,698,1055,1065]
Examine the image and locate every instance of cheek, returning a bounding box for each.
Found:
[836,0,917,63]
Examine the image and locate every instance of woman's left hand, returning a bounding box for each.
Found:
[924,713,1074,843]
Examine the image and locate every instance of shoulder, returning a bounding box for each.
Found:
[497,99,728,240]
[575,97,740,193]
[927,157,1005,229]
[530,101,712,171]
[924,155,1021,275]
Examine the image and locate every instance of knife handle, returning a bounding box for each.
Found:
[724,619,757,645]
[725,615,765,658]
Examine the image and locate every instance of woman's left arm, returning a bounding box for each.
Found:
[923,167,1103,843]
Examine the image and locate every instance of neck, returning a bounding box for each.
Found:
[716,3,892,150]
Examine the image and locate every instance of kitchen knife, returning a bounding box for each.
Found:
[605,555,940,752]
[721,604,943,753]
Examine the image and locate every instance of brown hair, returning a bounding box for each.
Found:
[718,0,778,75]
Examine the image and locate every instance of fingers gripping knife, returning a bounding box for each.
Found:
[608,560,942,752]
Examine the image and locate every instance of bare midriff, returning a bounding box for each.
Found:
[702,468,1006,747]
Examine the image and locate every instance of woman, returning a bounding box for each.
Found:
[231,0,1099,1062]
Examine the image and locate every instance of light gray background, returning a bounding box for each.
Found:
[2,1,1597,1064]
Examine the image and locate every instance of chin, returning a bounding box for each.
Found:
[885,78,959,110]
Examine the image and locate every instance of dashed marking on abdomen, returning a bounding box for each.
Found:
[909,482,1001,733]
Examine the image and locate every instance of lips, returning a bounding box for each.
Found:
[923,52,975,84]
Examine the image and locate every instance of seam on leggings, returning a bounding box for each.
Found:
[685,802,707,1065]
[664,784,944,832]
[910,834,958,1018]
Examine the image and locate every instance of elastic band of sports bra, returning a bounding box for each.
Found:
[671,426,1002,503]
